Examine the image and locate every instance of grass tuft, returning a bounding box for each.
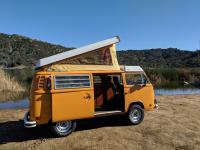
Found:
[0,69,26,92]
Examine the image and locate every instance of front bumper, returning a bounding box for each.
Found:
[23,112,36,128]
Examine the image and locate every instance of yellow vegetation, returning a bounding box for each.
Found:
[0,69,25,92]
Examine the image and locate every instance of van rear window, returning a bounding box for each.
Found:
[54,74,91,89]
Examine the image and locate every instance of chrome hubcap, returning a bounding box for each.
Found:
[56,121,72,133]
[130,109,142,123]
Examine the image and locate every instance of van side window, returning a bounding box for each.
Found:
[54,74,91,89]
[125,73,147,85]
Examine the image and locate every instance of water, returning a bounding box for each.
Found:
[0,88,200,109]
[155,88,200,95]
[0,98,28,109]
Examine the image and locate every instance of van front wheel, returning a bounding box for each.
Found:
[51,120,76,137]
[128,104,144,125]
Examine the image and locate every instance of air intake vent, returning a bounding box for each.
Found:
[38,76,45,89]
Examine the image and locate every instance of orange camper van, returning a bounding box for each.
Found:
[23,36,158,137]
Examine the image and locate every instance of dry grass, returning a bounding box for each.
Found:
[0,69,25,92]
[0,91,28,102]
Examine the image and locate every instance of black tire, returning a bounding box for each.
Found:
[128,104,144,125]
[50,120,76,137]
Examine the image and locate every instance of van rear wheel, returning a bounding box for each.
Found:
[51,120,76,137]
[128,104,144,125]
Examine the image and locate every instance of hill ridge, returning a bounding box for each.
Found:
[0,33,200,68]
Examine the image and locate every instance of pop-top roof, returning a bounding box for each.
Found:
[36,36,120,68]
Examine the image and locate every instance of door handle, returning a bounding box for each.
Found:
[83,93,91,99]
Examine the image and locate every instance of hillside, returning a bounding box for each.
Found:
[118,49,200,68]
[0,33,200,68]
[0,33,72,68]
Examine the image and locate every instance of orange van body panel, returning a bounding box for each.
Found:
[51,88,94,122]
[124,84,155,111]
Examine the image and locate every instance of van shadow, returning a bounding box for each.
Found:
[76,115,131,131]
[0,120,52,145]
[0,115,131,145]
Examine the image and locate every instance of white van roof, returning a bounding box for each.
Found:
[36,36,120,68]
[124,66,144,72]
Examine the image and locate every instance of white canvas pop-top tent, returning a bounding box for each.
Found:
[36,36,121,72]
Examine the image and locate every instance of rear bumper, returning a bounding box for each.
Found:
[23,112,36,128]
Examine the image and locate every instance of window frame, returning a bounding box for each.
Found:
[54,74,91,90]
[125,72,148,86]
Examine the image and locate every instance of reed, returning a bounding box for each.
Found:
[145,68,200,88]
[0,69,26,92]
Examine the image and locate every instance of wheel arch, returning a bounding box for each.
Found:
[128,101,144,111]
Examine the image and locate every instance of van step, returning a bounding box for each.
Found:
[95,110,124,116]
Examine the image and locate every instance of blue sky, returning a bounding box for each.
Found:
[0,0,200,50]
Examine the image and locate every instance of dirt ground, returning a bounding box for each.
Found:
[0,94,200,150]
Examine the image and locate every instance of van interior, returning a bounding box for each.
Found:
[93,74,125,116]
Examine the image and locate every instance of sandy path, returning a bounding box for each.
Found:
[0,94,200,150]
